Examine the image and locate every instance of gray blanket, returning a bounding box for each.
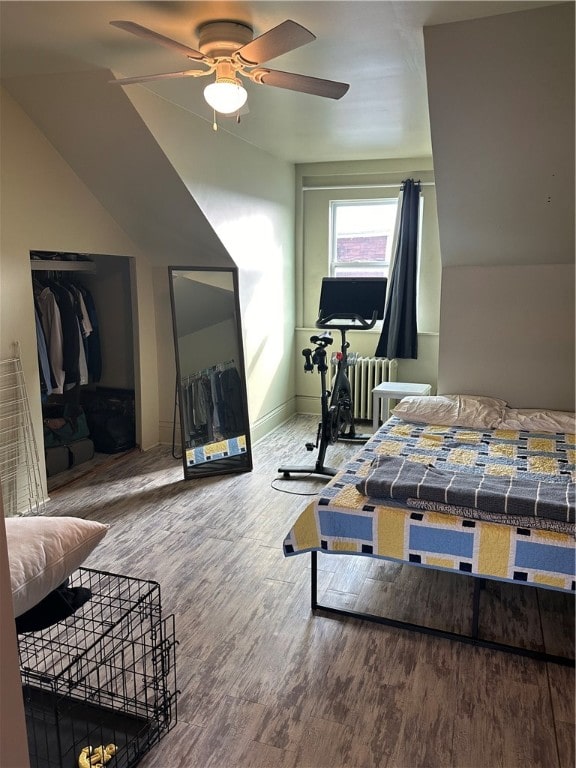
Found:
[356,456,575,524]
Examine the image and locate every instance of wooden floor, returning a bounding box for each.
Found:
[45,415,575,768]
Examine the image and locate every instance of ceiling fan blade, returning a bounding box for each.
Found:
[236,20,315,66]
[110,69,208,86]
[252,68,349,100]
[110,20,205,60]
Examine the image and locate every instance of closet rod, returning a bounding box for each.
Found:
[183,359,236,382]
[30,260,96,273]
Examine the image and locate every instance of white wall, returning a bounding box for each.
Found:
[2,67,298,459]
[425,3,575,408]
[0,87,160,497]
[1,68,237,460]
[125,88,297,441]
[439,264,574,409]
[424,4,574,269]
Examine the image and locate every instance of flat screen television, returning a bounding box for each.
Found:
[317,277,387,323]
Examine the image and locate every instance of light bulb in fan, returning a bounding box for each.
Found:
[204,78,247,115]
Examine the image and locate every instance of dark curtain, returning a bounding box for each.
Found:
[375,179,421,359]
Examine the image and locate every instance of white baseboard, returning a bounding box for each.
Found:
[295,395,322,416]
[251,400,296,444]
[158,401,296,449]
[158,420,178,447]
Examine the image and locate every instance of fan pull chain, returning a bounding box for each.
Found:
[211,110,241,131]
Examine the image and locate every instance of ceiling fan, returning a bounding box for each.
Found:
[109,19,350,121]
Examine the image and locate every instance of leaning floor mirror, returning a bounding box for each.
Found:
[168,266,252,479]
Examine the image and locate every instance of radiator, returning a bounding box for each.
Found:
[328,356,398,421]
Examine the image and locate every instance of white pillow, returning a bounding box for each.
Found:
[498,408,576,434]
[392,394,507,429]
[6,516,109,618]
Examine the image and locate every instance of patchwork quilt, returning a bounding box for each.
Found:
[357,455,574,523]
[185,434,247,467]
[283,418,576,592]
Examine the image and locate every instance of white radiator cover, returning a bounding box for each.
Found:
[328,357,398,420]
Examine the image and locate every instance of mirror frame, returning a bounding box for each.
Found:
[168,265,252,479]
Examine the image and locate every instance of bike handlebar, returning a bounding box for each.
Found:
[316,310,378,330]
[310,333,333,346]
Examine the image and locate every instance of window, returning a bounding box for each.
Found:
[329,199,398,278]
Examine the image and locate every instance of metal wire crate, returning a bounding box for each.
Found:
[18,568,177,768]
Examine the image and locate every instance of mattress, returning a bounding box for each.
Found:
[283,418,575,593]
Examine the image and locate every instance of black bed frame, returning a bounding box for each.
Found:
[310,551,574,667]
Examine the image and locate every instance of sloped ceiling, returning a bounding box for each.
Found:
[0,0,559,163]
[424,3,574,267]
[0,1,562,269]
[2,68,234,267]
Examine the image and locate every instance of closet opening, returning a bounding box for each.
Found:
[31,250,138,491]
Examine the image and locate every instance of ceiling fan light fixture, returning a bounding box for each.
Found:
[111,18,350,120]
[204,77,247,114]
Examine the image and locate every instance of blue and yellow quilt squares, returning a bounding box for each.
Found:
[283,499,575,592]
[368,420,575,481]
[283,418,575,593]
[186,434,246,467]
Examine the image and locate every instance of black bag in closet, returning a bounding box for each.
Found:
[87,413,134,454]
[82,387,136,454]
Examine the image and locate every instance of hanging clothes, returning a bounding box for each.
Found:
[33,275,102,395]
[75,283,102,382]
[180,360,242,445]
[35,284,65,395]
[34,305,53,399]
[217,366,245,436]
[46,280,80,387]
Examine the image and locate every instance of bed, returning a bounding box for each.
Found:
[283,395,575,666]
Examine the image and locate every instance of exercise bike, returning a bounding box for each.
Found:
[278,309,378,479]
